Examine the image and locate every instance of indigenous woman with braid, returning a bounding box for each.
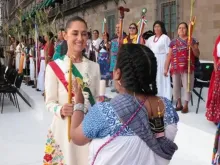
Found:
[164,22,200,113]
[70,44,179,165]
[146,21,171,100]
[43,16,100,165]
[123,23,138,44]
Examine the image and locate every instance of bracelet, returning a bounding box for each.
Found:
[74,103,85,113]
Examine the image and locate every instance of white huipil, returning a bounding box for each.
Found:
[146,34,171,100]
[89,38,102,61]
[37,49,45,91]
[29,47,35,81]
[15,44,21,70]
[44,55,100,165]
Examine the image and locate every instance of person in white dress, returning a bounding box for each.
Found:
[37,37,46,92]
[146,21,171,100]
[89,30,102,62]
[44,16,100,165]
[29,38,35,86]
[15,40,21,70]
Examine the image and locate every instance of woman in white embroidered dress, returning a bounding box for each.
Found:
[28,38,35,86]
[15,40,21,70]
[44,16,100,165]
[36,37,46,92]
[146,21,171,100]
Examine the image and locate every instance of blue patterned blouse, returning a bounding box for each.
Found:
[82,97,179,139]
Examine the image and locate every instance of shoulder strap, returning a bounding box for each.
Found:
[49,61,74,97]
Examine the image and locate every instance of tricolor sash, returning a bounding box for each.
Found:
[49,61,95,106]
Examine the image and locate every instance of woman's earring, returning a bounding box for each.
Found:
[118,80,122,86]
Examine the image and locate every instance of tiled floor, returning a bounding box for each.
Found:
[0,84,216,165]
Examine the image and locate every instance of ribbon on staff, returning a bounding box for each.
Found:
[137,8,148,44]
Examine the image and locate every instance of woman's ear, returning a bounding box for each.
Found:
[63,31,67,41]
[113,68,121,81]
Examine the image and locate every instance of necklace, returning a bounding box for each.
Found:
[153,35,161,43]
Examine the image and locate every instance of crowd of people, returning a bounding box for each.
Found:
[3,14,220,165]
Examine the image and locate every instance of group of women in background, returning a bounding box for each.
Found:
[87,20,201,114]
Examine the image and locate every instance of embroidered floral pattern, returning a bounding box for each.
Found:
[43,130,66,165]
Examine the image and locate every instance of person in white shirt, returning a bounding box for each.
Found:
[15,40,21,70]
[89,30,102,62]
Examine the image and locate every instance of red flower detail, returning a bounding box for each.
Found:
[44,154,52,162]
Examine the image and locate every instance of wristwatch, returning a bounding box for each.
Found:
[74,103,85,113]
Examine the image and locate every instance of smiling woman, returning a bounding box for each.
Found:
[43,16,101,165]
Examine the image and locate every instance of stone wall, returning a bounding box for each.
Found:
[180,0,220,60]
[8,0,220,60]
[62,0,156,39]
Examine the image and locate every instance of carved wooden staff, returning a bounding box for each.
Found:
[137,8,148,44]
[187,0,196,92]
[118,6,130,47]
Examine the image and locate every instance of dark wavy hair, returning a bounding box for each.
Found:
[116,44,157,95]
[126,23,138,43]
[47,31,54,40]
[142,30,154,40]
[93,30,99,35]
[38,36,46,45]
[153,21,167,35]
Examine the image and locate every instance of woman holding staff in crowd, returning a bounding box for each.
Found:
[164,22,200,113]
[123,23,138,44]
[43,16,100,165]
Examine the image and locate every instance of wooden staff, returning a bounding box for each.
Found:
[187,0,196,92]
[68,56,72,142]
[118,6,130,47]
[137,8,147,44]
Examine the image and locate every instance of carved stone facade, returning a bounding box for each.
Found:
[5,0,220,60]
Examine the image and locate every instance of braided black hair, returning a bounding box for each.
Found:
[116,44,157,95]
